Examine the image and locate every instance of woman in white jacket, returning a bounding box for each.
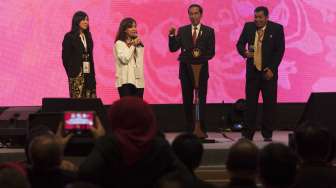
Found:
[114,18,145,98]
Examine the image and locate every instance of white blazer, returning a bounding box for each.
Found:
[114,40,145,88]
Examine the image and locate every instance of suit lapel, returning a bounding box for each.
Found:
[195,24,204,46]
[77,32,92,53]
[76,35,85,53]
[251,23,257,45]
[186,24,194,47]
[262,22,271,45]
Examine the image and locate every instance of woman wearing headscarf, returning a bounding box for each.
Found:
[78,97,193,188]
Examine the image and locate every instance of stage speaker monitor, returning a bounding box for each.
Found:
[298,92,336,136]
[41,98,109,129]
[28,112,62,134]
[289,92,336,160]
[41,98,110,156]
[0,107,40,148]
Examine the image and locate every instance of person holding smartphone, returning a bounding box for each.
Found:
[63,111,96,137]
[114,17,145,98]
[76,97,193,188]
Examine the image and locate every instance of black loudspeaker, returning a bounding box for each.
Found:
[298,92,336,135]
[41,98,109,129]
[0,107,40,148]
[289,93,336,158]
[28,112,63,138]
[41,98,110,156]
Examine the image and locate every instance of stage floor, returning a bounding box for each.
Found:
[166,131,291,166]
[165,131,290,148]
[0,131,291,166]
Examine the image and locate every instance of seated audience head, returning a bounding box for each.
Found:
[326,134,336,164]
[226,139,259,179]
[108,97,158,165]
[259,143,298,188]
[294,122,334,163]
[25,124,54,164]
[156,171,193,188]
[28,134,62,171]
[0,164,30,188]
[65,182,101,188]
[0,162,27,177]
[172,133,203,172]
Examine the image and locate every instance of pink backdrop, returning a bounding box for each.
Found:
[0,0,335,106]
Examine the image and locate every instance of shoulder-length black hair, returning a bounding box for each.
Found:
[70,11,90,35]
[115,17,136,43]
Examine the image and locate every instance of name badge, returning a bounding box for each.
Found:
[83,61,90,74]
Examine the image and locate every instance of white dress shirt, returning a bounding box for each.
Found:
[191,23,201,38]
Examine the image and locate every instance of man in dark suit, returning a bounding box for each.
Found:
[168,4,215,137]
[236,6,285,141]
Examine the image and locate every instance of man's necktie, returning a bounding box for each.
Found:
[192,26,197,46]
[254,29,264,71]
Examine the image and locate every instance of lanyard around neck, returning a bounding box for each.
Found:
[80,34,87,52]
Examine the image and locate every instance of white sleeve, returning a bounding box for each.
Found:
[114,41,135,64]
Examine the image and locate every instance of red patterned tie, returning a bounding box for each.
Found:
[192,26,197,46]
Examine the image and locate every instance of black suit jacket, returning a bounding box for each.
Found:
[62,31,96,87]
[169,24,215,79]
[236,21,285,78]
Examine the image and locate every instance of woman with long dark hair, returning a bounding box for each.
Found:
[62,11,96,98]
[114,17,145,98]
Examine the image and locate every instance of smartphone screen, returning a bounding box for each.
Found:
[64,111,94,136]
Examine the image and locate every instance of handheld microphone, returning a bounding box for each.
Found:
[138,42,144,47]
[132,34,144,47]
[248,45,255,52]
